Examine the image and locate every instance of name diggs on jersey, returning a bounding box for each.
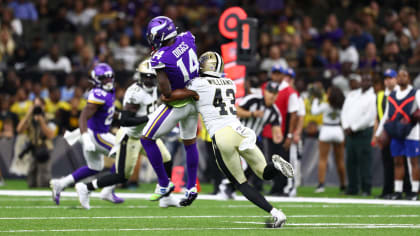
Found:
[172,41,189,58]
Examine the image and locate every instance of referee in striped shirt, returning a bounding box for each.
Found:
[237,81,284,147]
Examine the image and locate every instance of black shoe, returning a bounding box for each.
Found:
[390,192,403,200]
[345,190,358,196]
[339,185,346,194]
[314,183,325,193]
[405,192,419,201]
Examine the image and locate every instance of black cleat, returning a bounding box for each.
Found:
[405,192,419,201]
[390,192,403,200]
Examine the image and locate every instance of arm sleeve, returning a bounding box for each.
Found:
[239,95,258,110]
[87,89,105,105]
[120,110,149,127]
[270,105,282,126]
[310,98,326,115]
[341,97,350,129]
[288,93,299,113]
[376,101,389,137]
[298,98,306,116]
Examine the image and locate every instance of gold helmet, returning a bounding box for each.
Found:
[134,58,157,92]
[198,51,224,77]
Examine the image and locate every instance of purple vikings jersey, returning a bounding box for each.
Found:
[87,88,115,133]
[150,31,199,90]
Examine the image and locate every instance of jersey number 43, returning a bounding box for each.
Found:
[213,88,236,116]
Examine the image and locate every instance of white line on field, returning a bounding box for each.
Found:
[0,215,419,220]
[2,224,420,233]
[1,190,420,206]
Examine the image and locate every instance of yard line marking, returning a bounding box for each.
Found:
[0,215,419,220]
[2,224,420,233]
[1,190,420,206]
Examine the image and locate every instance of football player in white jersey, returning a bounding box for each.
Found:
[161,52,294,228]
[75,59,177,209]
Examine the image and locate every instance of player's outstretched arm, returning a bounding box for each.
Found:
[160,88,199,103]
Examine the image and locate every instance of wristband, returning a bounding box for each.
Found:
[287,133,293,138]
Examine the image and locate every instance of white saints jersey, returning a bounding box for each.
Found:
[188,76,241,137]
[122,83,158,138]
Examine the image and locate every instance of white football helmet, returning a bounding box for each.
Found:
[134,58,157,93]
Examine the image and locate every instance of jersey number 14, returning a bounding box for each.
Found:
[176,48,199,82]
[213,88,236,115]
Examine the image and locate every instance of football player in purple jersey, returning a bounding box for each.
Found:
[140,16,200,206]
[50,63,123,206]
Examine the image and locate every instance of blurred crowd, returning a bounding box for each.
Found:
[0,0,420,194]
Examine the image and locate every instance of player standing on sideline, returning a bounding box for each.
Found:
[377,69,420,200]
[140,16,200,206]
[75,59,178,209]
[162,52,294,228]
[50,63,123,205]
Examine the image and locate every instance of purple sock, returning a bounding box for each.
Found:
[185,143,199,189]
[72,166,99,182]
[110,164,116,173]
[140,138,169,187]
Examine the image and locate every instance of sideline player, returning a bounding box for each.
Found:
[162,52,293,228]
[50,63,123,205]
[75,59,179,209]
[376,69,420,200]
[140,16,200,206]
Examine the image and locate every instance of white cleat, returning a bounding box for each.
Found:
[271,208,287,228]
[100,185,124,204]
[272,154,294,178]
[49,179,63,205]
[159,195,181,208]
[75,183,91,210]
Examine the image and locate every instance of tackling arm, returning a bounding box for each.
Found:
[120,103,149,126]
[160,88,199,103]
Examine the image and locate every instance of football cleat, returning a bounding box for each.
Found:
[150,182,175,201]
[180,187,198,206]
[159,195,181,208]
[390,192,403,200]
[272,154,294,178]
[100,186,124,204]
[75,183,91,210]
[49,179,63,205]
[405,192,419,201]
[270,208,287,228]
[314,183,325,193]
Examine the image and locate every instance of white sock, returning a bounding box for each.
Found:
[61,175,75,188]
[270,208,280,216]
[395,180,403,193]
[412,181,419,193]
[92,179,99,190]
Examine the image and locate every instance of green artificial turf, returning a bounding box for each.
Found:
[0,179,419,235]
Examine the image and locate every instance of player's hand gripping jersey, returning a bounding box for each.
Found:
[151,31,199,107]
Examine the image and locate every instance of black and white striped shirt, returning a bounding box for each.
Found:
[239,94,282,136]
